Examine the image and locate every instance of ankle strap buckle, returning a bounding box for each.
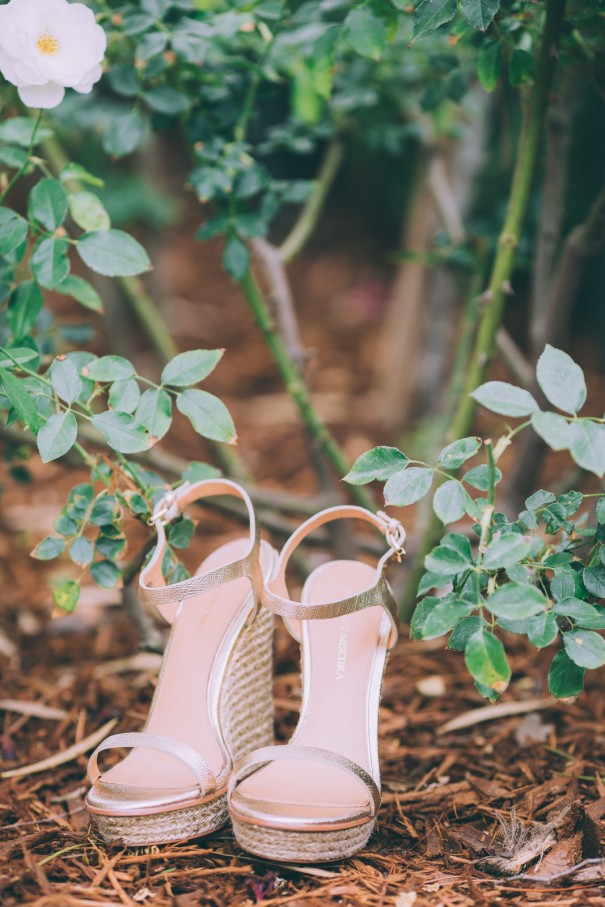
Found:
[376,511,406,560]
[148,481,192,528]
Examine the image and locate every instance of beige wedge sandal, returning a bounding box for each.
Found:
[228,505,405,863]
[86,479,278,846]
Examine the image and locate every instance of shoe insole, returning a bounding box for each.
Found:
[98,538,275,793]
[232,560,388,820]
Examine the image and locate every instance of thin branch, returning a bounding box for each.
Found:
[447,0,567,444]
[278,139,344,265]
[428,149,465,243]
[400,0,567,620]
[534,179,605,351]
[251,237,309,373]
[496,327,534,388]
[238,269,375,510]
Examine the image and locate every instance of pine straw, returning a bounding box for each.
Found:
[1,604,605,907]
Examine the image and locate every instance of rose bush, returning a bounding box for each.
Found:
[0,0,105,108]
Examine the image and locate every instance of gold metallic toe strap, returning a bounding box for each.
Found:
[261,506,405,649]
[228,744,381,816]
[139,479,262,624]
[87,732,216,796]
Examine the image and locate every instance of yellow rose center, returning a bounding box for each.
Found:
[37,33,60,56]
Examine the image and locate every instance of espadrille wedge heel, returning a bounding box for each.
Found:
[228,506,405,863]
[86,479,278,847]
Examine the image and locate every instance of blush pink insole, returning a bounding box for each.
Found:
[98,538,275,792]
[231,560,388,821]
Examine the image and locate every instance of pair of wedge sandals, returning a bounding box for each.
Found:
[85,478,405,863]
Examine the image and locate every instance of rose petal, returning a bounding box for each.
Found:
[19,80,65,109]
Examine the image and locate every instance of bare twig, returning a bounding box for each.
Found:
[251,237,309,373]
[437,697,553,735]
[279,139,344,265]
[496,328,534,388]
[1,718,118,779]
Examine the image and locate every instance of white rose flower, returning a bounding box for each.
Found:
[0,0,107,109]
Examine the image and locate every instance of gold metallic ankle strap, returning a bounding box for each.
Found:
[261,505,405,649]
[139,479,262,624]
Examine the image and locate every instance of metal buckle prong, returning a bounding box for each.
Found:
[376,510,406,560]
[148,481,191,528]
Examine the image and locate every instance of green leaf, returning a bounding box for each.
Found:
[30,236,70,289]
[49,357,82,405]
[60,162,104,187]
[37,412,78,462]
[471,381,539,417]
[103,108,148,157]
[421,596,475,640]
[168,518,195,549]
[161,349,223,387]
[530,411,571,451]
[477,40,501,92]
[344,7,387,60]
[0,208,28,257]
[91,560,123,589]
[144,86,190,114]
[410,597,438,640]
[31,535,66,560]
[425,544,472,578]
[77,230,151,277]
[482,533,531,569]
[465,628,511,693]
[412,0,457,42]
[7,280,43,340]
[69,536,94,567]
[57,275,104,313]
[550,573,576,602]
[509,49,535,87]
[87,355,136,382]
[91,411,151,453]
[90,493,120,526]
[0,117,52,147]
[182,461,221,483]
[563,629,605,669]
[96,533,127,559]
[536,345,586,414]
[527,612,559,648]
[548,650,584,699]
[222,234,250,281]
[438,437,481,470]
[525,489,556,511]
[597,497,605,525]
[384,466,433,507]
[109,378,141,414]
[460,0,499,29]
[68,191,111,232]
[569,420,605,477]
[464,464,502,491]
[344,447,409,485]
[0,367,39,432]
[135,388,172,439]
[53,579,80,612]
[433,480,465,524]
[448,615,483,651]
[28,178,68,230]
[582,566,605,598]
[485,582,548,619]
[176,389,237,444]
[554,598,605,630]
